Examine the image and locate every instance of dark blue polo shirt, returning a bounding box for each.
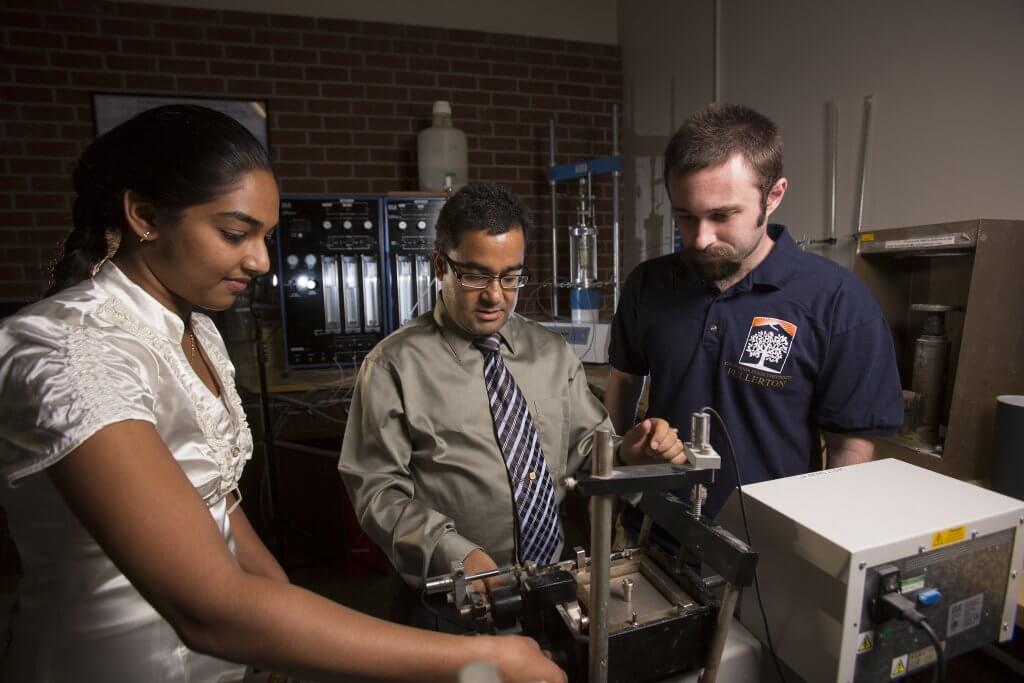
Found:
[610,224,902,519]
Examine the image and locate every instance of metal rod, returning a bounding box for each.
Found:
[828,99,838,261]
[423,567,506,595]
[549,119,559,317]
[691,411,710,451]
[854,95,873,234]
[612,104,620,309]
[587,172,594,227]
[713,0,721,103]
[589,429,615,683]
[698,582,740,683]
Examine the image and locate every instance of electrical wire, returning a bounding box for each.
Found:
[700,406,788,683]
[918,619,946,683]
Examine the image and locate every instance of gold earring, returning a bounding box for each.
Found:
[139,231,151,244]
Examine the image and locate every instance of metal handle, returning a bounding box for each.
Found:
[589,429,614,683]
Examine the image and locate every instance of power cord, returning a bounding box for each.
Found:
[877,592,946,683]
[699,406,788,683]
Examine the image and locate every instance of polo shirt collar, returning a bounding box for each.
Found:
[745,223,800,291]
[434,296,517,362]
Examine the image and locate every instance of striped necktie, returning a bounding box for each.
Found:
[473,333,562,565]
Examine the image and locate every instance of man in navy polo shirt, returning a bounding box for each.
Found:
[605,103,903,520]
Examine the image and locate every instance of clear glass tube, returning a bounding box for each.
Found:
[361,255,381,333]
[321,256,341,334]
[341,256,361,333]
[415,255,434,317]
[569,224,598,286]
[396,255,414,326]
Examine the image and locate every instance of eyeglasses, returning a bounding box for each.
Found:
[443,254,530,290]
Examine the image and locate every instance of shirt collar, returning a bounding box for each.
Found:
[746,223,799,291]
[673,223,798,294]
[434,296,517,362]
[93,261,188,341]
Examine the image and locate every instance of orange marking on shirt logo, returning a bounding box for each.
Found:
[751,316,798,337]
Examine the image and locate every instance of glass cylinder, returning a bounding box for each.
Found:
[569,223,598,287]
[361,255,381,333]
[396,255,414,326]
[341,256,361,334]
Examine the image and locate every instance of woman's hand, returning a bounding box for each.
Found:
[480,634,567,683]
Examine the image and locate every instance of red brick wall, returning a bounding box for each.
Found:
[0,0,623,316]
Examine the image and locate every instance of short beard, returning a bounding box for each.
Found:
[682,248,742,282]
[682,196,768,283]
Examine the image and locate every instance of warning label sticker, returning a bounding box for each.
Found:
[883,235,958,250]
[947,593,984,637]
[890,654,908,679]
[931,526,966,548]
[858,631,874,654]
[908,644,938,670]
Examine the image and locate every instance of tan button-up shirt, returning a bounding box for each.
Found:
[339,299,614,587]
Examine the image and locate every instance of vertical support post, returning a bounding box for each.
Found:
[589,429,614,683]
[612,104,621,310]
[699,583,740,683]
[549,120,559,318]
[854,95,874,235]
[713,0,721,103]
[828,99,838,262]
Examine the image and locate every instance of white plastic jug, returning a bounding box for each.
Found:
[417,100,468,193]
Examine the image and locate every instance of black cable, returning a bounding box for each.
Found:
[700,406,788,683]
[918,619,946,683]
[250,276,281,549]
[1,596,18,665]
[878,592,946,683]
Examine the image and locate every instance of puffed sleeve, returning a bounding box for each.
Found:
[0,316,157,485]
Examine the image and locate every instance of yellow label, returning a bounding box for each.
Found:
[860,232,876,242]
[858,632,873,653]
[890,655,908,678]
[931,526,967,548]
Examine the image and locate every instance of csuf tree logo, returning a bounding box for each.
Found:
[738,317,797,374]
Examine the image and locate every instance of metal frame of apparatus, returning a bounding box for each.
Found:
[424,415,759,683]
[547,105,622,319]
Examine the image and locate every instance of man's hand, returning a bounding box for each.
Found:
[620,418,686,465]
[462,548,505,596]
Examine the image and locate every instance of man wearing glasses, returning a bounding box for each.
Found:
[339,183,684,623]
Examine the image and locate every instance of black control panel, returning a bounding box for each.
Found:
[383,197,446,330]
[276,196,386,368]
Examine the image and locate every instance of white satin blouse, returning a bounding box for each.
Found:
[0,263,252,682]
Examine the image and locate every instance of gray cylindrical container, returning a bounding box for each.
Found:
[992,395,1024,501]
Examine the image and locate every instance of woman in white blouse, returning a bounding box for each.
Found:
[0,105,564,683]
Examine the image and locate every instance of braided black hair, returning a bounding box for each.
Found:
[46,104,272,296]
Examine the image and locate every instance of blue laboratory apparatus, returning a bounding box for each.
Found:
[540,106,622,364]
